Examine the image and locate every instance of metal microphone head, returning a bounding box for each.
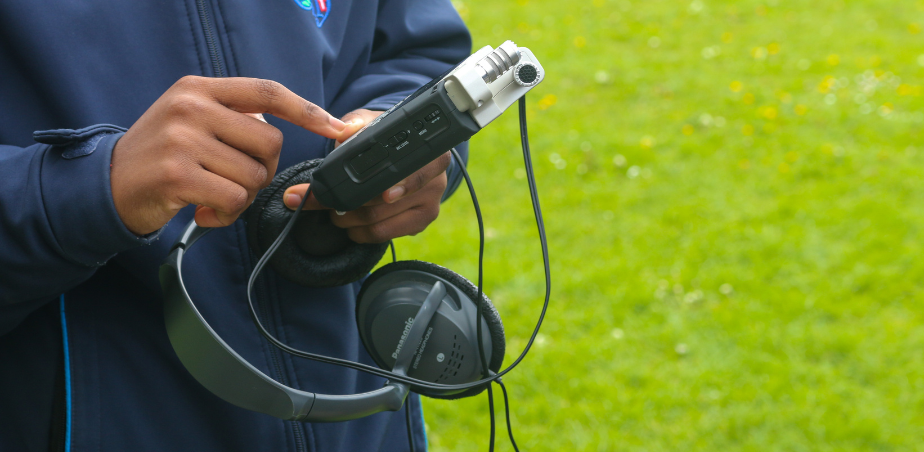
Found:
[474,40,521,83]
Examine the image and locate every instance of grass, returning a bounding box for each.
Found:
[388,0,924,450]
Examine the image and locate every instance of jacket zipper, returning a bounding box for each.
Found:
[194,0,227,77]
[195,2,307,449]
[253,252,310,452]
[258,278,309,452]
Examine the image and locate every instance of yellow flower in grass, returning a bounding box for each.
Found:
[760,106,778,120]
[898,84,922,96]
[818,75,837,93]
[538,94,557,110]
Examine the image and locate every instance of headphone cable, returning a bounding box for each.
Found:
[448,146,496,452]
[245,95,551,394]
[487,385,496,452]
[497,379,520,452]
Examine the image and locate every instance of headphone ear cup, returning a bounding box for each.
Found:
[244,159,388,287]
[355,260,506,400]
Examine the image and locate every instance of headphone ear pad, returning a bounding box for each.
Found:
[356,260,505,400]
[244,159,388,287]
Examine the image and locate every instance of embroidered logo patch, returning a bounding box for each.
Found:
[294,0,330,28]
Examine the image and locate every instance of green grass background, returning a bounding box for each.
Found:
[391,0,924,450]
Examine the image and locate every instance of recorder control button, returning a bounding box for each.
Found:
[394,131,408,142]
[349,147,389,174]
[413,121,424,131]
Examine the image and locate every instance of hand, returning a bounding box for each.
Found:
[282,109,451,244]
[110,76,347,235]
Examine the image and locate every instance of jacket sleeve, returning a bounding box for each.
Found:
[328,0,473,200]
[0,124,160,334]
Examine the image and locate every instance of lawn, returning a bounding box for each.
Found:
[390,0,924,450]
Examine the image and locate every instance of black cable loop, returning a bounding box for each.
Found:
[498,380,521,452]
[487,384,496,452]
[246,95,551,393]
[447,146,495,450]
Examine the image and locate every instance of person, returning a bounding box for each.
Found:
[0,1,471,450]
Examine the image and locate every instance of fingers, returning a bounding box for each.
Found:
[382,151,452,204]
[340,110,370,124]
[194,205,228,229]
[112,76,348,235]
[243,102,447,242]
[244,113,267,122]
[208,107,284,182]
[173,76,347,139]
[331,170,446,230]
[177,169,252,227]
[335,109,384,146]
[196,138,271,191]
[345,202,441,243]
[334,118,367,147]
[281,183,327,211]
[340,109,384,126]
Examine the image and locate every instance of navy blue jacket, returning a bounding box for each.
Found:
[0,1,471,450]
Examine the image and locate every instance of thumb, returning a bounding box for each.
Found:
[282,184,327,210]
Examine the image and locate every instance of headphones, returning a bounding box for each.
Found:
[160,153,507,422]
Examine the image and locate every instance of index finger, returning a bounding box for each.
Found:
[192,77,347,139]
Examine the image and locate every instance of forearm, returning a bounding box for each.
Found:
[0,125,158,333]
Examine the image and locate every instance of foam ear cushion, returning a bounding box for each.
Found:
[356,260,505,400]
[244,159,389,287]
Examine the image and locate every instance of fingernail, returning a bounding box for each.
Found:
[246,113,267,123]
[330,116,346,131]
[285,193,301,209]
[386,186,406,202]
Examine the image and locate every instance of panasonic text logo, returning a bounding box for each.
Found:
[391,317,415,359]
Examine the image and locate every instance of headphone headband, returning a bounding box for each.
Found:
[159,221,408,422]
